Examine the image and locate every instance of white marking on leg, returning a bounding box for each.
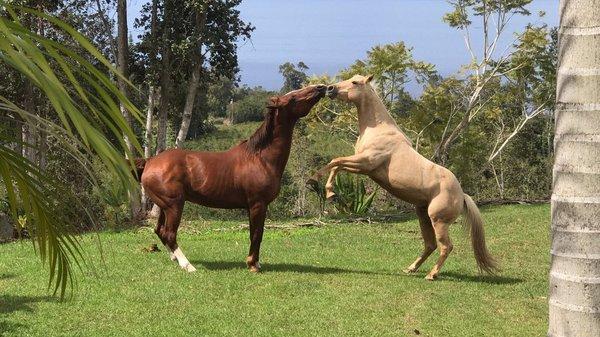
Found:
[164,245,177,261]
[173,248,196,272]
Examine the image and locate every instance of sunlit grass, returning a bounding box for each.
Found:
[0,204,549,336]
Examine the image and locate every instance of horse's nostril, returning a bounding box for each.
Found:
[316,85,325,90]
[327,85,335,91]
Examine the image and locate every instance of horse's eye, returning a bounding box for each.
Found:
[352,81,359,85]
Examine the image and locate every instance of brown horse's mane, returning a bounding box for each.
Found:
[245,108,276,152]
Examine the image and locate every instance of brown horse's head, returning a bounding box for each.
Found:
[247,85,326,152]
[267,84,327,119]
[325,74,374,104]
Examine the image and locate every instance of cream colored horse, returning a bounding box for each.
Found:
[308,74,497,280]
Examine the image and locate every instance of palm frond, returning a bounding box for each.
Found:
[0,5,142,298]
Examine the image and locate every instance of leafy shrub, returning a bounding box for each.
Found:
[332,173,377,215]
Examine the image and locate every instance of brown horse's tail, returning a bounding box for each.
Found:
[462,194,498,274]
[132,158,146,182]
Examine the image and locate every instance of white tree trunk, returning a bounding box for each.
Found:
[144,86,157,158]
[549,1,600,336]
[175,63,202,148]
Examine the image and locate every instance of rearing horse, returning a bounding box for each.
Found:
[308,75,497,280]
[137,85,326,272]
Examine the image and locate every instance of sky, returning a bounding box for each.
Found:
[127,0,559,93]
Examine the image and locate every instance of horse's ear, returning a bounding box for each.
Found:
[267,96,280,109]
[365,74,374,83]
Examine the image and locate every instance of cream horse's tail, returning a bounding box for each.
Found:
[463,194,498,274]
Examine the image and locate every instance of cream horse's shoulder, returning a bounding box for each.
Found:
[355,127,408,154]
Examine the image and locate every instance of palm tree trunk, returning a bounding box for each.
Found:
[549,1,600,335]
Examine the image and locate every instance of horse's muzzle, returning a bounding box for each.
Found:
[326,85,338,98]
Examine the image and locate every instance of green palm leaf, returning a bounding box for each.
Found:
[0,5,142,298]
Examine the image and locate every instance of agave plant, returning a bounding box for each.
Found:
[332,173,377,215]
[0,6,141,298]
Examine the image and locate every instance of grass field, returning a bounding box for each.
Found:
[0,204,549,336]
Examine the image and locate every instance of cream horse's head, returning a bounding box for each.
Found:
[326,74,374,103]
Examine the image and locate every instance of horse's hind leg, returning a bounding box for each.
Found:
[154,210,176,261]
[425,220,453,280]
[161,202,196,272]
[404,205,437,273]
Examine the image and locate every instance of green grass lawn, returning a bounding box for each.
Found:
[0,204,549,337]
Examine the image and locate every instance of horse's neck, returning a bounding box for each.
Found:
[356,92,411,144]
[260,122,294,177]
[357,92,398,133]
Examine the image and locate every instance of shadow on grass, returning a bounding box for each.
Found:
[0,294,56,315]
[0,295,55,336]
[195,260,523,285]
[441,271,523,284]
[0,273,16,281]
[193,260,402,276]
[404,271,522,285]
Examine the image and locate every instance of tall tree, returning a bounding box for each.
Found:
[175,1,208,148]
[117,0,134,154]
[549,0,600,335]
[279,61,309,93]
[434,0,534,164]
[154,0,173,156]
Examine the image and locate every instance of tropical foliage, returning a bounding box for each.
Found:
[0,5,141,297]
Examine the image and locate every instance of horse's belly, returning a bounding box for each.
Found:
[369,169,430,206]
[185,187,247,209]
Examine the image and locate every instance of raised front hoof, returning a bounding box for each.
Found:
[425,273,438,281]
[403,268,418,274]
[305,178,320,190]
[326,192,338,202]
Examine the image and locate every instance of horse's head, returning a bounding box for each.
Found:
[267,84,327,120]
[326,74,374,104]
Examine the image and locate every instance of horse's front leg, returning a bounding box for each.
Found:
[308,153,371,183]
[246,202,266,273]
[309,152,381,199]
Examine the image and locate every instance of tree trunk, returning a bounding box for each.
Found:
[144,87,157,158]
[141,86,158,213]
[175,4,208,148]
[150,0,174,217]
[117,0,134,155]
[154,0,175,156]
[175,62,202,148]
[117,0,141,217]
[141,0,160,215]
[548,1,600,336]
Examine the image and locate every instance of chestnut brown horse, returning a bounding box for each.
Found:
[136,85,326,272]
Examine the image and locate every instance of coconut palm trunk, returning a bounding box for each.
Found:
[549,1,600,335]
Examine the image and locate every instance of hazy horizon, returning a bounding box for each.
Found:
[126,0,558,93]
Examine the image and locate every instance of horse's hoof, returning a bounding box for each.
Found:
[326,192,337,201]
[249,263,261,273]
[403,268,417,274]
[184,264,197,273]
[425,274,437,281]
[306,178,319,189]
